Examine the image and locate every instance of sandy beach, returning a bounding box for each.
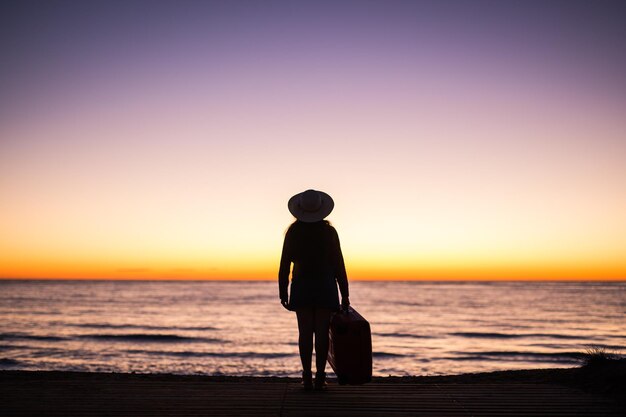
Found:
[2,366,624,417]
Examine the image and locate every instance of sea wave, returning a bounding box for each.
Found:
[0,333,69,342]
[125,349,294,359]
[373,352,410,358]
[447,350,584,363]
[77,334,222,343]
[68,323,218,331]
[450,332,583,340]
[526,342,625,350]
[0,332,222,344]
[374,332,432,339]
[0,358,21,367]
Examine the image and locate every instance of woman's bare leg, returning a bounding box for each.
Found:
[295,308,314,374]
[313,307,333,374]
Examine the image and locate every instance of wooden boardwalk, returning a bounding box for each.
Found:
[1,372,622,416]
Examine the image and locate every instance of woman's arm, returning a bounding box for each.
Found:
[332,228,349,304]
[278,229,293,303]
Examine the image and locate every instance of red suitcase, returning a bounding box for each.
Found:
[328,306,372,385]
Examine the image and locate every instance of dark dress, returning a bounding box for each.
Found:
[278,221,349,310]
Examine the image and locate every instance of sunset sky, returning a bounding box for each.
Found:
[1,1,625,280]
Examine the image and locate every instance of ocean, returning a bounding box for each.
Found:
[0,281,624,377]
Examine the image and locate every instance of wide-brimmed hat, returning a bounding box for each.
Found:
[288,189,334,222]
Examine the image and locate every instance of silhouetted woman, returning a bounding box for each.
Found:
[279,189,349,390]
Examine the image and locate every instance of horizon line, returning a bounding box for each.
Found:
[1,277,624,282]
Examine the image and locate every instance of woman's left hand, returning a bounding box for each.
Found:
[281,300,290,310]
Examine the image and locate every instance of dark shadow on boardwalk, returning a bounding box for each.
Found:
[1,370,623,416]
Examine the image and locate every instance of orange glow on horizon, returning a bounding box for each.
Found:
[1,254,624,281]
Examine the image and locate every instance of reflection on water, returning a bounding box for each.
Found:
[0,280,624,376]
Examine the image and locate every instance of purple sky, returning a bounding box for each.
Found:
[2,1,625,116]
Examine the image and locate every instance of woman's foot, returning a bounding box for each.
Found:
[314,371,326,391]
[302,370,313,391]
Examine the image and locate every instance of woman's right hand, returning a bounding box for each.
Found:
[281,299,290,310]
[341,297,350,309]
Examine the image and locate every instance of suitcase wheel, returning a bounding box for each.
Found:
[337,375,349,385]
